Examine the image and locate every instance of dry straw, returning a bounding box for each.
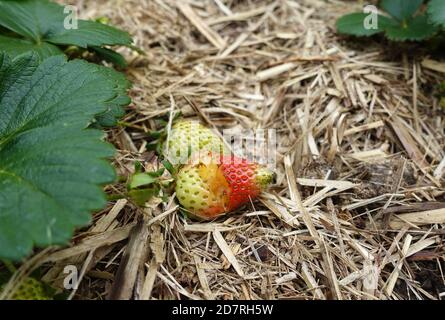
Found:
[4,0,444,300]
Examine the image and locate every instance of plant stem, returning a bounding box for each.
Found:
[107,194,126,201]
[1,260,16,273]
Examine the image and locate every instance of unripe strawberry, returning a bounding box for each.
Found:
[176,162,230,219]
[10,277,52,300]
[163,120,228,165]
[176,154,273,219]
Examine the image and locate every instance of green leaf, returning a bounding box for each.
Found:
[46,20,131,48]
[428,0,445,27]
[129,173,158,189]
[0,35,62,58]
[381,0,423,21]
[384,14,439,41]
[0,0,132,59]
[94,104,127,127]
[0,52,131,261]
[128,187,159,206]
[161,159,176,176]
[90,46,128,68]
[92,65,131,127]
[336,13,396,37]
[147,130,163,139]
[146,142,161,152]
[134,161,143,174]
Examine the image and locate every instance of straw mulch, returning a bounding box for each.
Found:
[7,0,445,300]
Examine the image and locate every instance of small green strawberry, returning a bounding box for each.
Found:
[9,277,52,300]
[163,120,228,165]
[176,154,273,219]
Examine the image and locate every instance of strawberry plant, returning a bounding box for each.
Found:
[336,0,444,41]
[428,0,445,28]
[0,0,134,127]
[126,164,173,206]
[0,52,130,261]
[0,0,133,67]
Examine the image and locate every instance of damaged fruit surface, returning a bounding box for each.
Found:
[175,153,273,220]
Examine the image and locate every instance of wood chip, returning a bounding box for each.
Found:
[421,59,445,74]
[108,218,151,300]
[44,224,135,262]
[297,178,356,189]
[389,208,445,229]
[177,2,226,49]
[213,230,244,277]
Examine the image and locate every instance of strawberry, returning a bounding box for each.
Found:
[163,120,228,165]
[176,154,273,219]
[176,161,230,219]
[219,155,273,211]
[9,277,52,300]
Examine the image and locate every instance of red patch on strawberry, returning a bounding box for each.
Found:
[219,155,263,210]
